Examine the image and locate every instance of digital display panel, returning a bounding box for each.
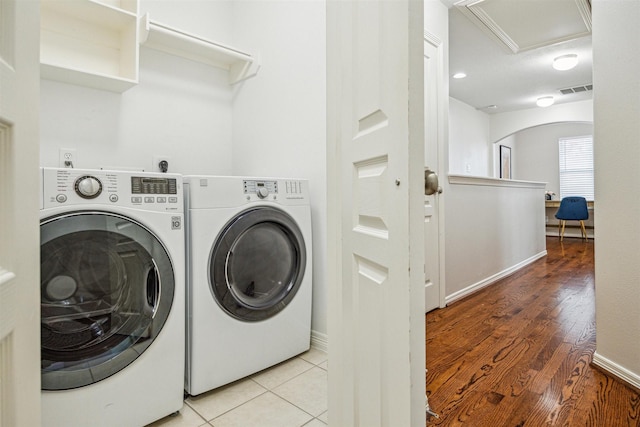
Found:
[131,177,177,194]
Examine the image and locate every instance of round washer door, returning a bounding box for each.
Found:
[209,206,306,322]
[40,211,175,390]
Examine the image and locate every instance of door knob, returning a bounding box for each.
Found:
[424,168,440,196]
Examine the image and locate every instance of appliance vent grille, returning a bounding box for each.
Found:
[559,84,593,95]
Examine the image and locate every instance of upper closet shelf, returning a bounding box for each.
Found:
[139,13,260,84]
[40,0,139,92]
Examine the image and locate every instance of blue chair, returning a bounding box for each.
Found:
[555,196,589,241]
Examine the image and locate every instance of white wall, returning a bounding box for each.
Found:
[448,97,490,175]
[513,123,592,186]
[445,176,547,302]
[231,1,328,340]
[592,0,640,388]
[40,2,236,174]
[490,101,593,182]
[449,99,593,181]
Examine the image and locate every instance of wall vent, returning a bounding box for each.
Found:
[559,84,593,95]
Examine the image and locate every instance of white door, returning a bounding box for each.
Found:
[327,1,426,425]
[0,1,41,426]
[424,33,445,313]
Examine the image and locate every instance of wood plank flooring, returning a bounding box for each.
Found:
[426,237,640,426]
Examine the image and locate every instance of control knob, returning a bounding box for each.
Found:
[75,176,102,199]
[256,187,269,199]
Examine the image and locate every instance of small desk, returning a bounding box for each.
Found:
[545,200,595,238]
[545,200,595,209]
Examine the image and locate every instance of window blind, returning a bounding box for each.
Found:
[558,135,594,201]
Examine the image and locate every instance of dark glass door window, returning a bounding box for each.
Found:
[40,212,174,390]
[209,207,306,322]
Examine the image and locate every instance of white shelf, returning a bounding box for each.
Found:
[39,3,258,90]
[40,0,139,92]
[139,13,260,84]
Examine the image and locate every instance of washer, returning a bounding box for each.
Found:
[184,175,312,396]
[40,167,185,427]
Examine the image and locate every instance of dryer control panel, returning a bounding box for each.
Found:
[184,175,309,208]
[244,180,277,199]
[243,179,306,201]
[42,167,183,212]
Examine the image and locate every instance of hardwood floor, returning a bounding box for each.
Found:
[426,237,640,426]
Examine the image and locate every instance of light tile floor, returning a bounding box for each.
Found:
[147,348,328,427]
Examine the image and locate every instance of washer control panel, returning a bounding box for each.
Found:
[131,176,178,195]
[75,175,103,199]
[42,168,183,212]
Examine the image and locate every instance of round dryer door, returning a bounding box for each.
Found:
[209,207,306,322]
[40,211,175,390]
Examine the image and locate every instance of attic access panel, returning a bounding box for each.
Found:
[455,0,592,53]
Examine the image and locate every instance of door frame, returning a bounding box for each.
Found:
[423,29,449,311]
[424,29,448,310]
[0,0,41,425]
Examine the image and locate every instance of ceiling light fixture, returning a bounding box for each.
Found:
[536,96,555,108]
[453,72,467,79]
[552,54,579,71]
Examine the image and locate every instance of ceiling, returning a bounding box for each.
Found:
[446,0,593,114]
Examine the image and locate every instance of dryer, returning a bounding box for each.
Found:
[40,167,185,427]
[184,176,312,396]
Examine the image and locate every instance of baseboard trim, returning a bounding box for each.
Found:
[445,250,548,305]
[545,231,594,239]
[311,329,328,353]
[592,352,640,391]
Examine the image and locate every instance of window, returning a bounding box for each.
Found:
[558,135,594,200]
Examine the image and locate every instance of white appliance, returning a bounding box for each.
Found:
[40,167,185,427]
[184,176,312,396]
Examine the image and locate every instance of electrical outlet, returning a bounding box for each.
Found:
[59,148,77,168]
[152,156,171,173]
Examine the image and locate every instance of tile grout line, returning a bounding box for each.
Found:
[184,352,328,426]
[249,354,323,390]
[185,384,269,423]
[179,399,210,426]
[266,362,327,422]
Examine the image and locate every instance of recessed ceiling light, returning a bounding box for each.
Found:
[536,96,555,108]
[553,54,579,71]
[453,72,467,79]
